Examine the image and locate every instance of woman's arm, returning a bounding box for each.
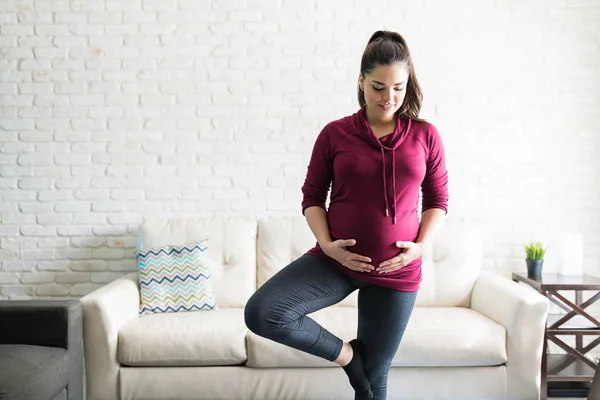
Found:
[304,206,332,247]
[416,208,446,250]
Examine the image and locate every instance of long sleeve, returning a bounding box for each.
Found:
[301,126,334,215]
[421,125,449,213]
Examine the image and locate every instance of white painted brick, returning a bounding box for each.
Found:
[143,0,177,11]
[106,24,138,35]
[2,261,35,272]
[36,283,70,296]
[18,36,53,48]
[0,178,17,189]
[107,213,143,225]
[0,249,19,260]
[71,237,105,248]
[1,286,35,298]
[55,272,91,284]
[2,24,34,35]
[19,203,53,215]
[18,107,51,119]
[107,260,137,271]
[57,226,91,237]
[0,13,18,23]
[107,237,136,248]
[54,201,90,213]
[91,201,125,212]
[2,190,35,201]
[0,273,21,284]
[54,179,89,191]
[1,119,34,130]
[72,214,107,225]
[34,48,67,59]
[1,237,36,251]
[0,155,18,166]
[37,191,73,202]
[177,0,212,9]
[37,261,69,271]
[53,36,87,48]
[21,272,54,284]
[92,225,128,236]
[74,190,109,201]
[0,202,18,213]
[55,82,86,94]
[106,0,141,11]
[56,248,92,260]
[20,249,55,261]
[37,237,69,248]
[90,272,125,284]
[90,248,125,260]
[0,95,33,106]
[17,178,50,190]
[70,95,105,106]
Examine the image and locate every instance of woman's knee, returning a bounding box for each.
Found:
[244,291,297,337]
[244,292,269,335]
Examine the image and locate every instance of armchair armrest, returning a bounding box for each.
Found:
[81,272,140,400]
[471,271,550,400]
[0,300,83,400]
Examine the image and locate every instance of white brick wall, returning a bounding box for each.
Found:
[1,0,599,300]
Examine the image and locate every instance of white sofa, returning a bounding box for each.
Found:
[82,216,550,400]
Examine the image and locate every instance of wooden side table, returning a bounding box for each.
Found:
[512,273,600,399]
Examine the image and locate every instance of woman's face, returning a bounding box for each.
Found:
[359,62,409,124]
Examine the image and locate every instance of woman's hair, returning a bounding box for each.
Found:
[357,30,423,121]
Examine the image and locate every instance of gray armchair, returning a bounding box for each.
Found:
[0,300,83,400]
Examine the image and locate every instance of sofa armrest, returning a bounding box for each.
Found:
[0,300,83,400]
[471,271,550,400]
[81,272,140,400]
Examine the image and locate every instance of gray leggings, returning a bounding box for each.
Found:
[244,254,417,400]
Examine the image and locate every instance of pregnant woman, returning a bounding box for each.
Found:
[244,30,449,400]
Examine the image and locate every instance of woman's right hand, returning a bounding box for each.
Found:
[321,239,374,273]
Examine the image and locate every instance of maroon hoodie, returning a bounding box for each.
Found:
[301,108,449,291]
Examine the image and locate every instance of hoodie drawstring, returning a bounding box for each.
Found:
[381,146,397,225]
[381,147,389,218]
[392,150,396,225]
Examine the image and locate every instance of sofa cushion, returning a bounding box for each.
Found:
[246,307,506,368]
[118,308,247,366]
[139,217,257,308]
[0,344,69,400]
[136,240,217,315]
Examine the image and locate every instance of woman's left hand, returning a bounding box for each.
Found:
[376,241,423,274]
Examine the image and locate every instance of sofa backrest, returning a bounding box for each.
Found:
[138,216,482,309]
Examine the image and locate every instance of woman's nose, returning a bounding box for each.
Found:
[383,90,393,102]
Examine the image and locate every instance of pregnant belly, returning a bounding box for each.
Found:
[327,206,419,267]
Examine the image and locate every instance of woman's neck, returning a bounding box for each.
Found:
[365,108,397,137]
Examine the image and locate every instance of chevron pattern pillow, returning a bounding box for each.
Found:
[135,240,217,316]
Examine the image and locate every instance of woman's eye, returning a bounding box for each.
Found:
[372,87,404,92]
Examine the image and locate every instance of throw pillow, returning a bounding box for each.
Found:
[136,240,217,316]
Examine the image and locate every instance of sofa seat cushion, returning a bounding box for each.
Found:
[246,307,507,368]
[118,308,247,366]
[0,344,69,399]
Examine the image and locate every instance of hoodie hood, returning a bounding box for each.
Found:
[353,107,412,224]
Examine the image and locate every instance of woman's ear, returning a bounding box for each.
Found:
[358,74,364,91]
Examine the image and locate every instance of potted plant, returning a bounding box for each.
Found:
[524,241,546,278]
